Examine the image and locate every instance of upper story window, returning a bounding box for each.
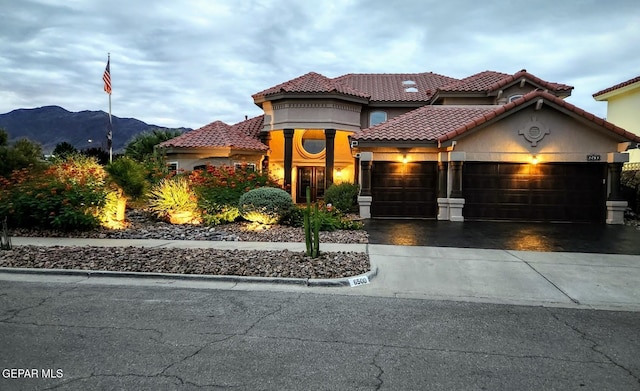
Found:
[370,111,388,127]
[508,94,523,102]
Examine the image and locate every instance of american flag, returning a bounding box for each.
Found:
[103,58,112,94]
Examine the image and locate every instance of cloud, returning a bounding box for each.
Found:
[1,0,639,129]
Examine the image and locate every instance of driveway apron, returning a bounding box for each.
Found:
[364,219,640,255]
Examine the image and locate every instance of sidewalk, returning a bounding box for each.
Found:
[3,237,640,312]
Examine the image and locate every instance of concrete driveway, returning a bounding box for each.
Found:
[364,219,640,254]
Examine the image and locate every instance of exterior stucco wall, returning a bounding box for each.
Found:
[606,87,640,136]
[164,149,263,172]
[455,105,624,163]
[267,129,356,201]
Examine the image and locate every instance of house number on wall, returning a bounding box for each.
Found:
[586,154,601,161]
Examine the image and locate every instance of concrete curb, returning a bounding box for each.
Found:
[0,265,378,287]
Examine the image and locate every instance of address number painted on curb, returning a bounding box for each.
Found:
[349,276,370,287]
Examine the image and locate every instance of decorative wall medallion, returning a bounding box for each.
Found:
[518,116,550,147]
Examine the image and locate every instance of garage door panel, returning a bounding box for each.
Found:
[463,163,605,222]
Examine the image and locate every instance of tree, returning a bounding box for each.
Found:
[0,129,45,178]
[52,142,78,159]
[82,147,110,165]
[0,129,7,147]
[124,128,183,161]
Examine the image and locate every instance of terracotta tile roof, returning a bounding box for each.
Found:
[593,75,640,98]
[334,72,458,102]
[438,69,573,93]
[438,71,511,92]
[159,120,268,150]
[231,115,264,139]
[353,105,497,142]
[354,90,640,143]
[252,72,369,100]
[439,90,640,143]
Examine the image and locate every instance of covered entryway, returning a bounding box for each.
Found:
[463,163,607,222]
[371,162,437,218]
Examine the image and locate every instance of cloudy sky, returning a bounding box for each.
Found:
[1,0,639,129]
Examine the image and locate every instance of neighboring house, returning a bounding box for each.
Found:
[593,75,640,164]
[161,69,640,224]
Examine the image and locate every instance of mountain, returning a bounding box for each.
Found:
[0,106,191,154]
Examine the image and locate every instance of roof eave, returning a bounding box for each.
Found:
[355,139,438,148]
[593,81,640,101]
[256,92,369,105]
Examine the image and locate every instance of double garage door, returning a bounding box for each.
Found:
[463,163,606,222]
[371,161,606,222]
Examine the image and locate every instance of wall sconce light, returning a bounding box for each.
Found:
[531,155,538,165]
[402,154,408,164]
[335,168,342,177]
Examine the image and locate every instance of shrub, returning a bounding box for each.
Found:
[105,156,149,200]
[279,203,362,231]
[148,177,200,219]
[188,164,280,225]
[0,156,108,231]
[324,182,359,212]
[238,187,293,225]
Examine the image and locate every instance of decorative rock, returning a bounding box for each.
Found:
[3,209,371,278]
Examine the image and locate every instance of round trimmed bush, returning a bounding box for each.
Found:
[238,187,293,225]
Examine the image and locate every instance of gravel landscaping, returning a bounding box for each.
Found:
[1,209,371,279]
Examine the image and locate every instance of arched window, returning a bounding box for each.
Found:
[370,111,387,127]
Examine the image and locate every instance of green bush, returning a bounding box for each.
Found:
[238,187,293,225]
[324,182,359,212]
[105,156,148,199]
[0,156,108,231]
[279,203,363,231]
[188,164,280,225]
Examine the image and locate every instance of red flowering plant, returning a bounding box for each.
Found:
[0,156,109,231]
[187,163,280,225]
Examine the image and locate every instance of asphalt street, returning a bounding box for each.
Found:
[1,280,639,390]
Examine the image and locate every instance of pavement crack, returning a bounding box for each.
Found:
[0,285,78,322]
[548,309,640,384]
[247,333,608,366]
[371,347,384,390]
[507,251,580,305]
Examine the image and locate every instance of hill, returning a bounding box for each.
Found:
[0,106,190,154]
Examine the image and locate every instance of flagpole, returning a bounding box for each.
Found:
[107,53,113,163]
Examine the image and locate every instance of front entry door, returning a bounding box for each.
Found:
[297,167,325,202]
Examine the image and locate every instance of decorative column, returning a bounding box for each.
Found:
[450,161,463,198]
[448,151,466,222]
[283,128,294,194]
[325,129,336,187]
[606,152,628,224]
[608,162,624,201]
[259,131,271,174]
[437,160,449,220]
[358,152,373,218]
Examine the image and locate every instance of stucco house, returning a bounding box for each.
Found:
[159,69,640,224]
[593,75,640,164]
